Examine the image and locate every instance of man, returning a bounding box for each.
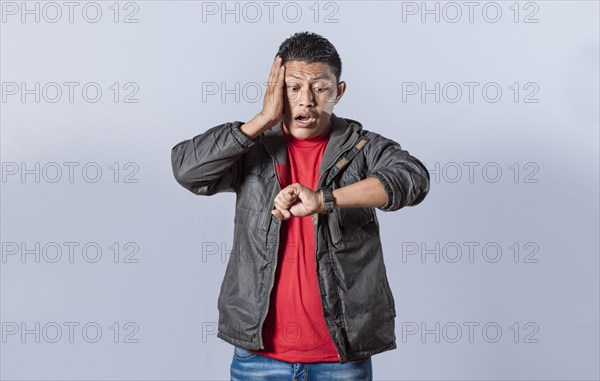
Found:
[171,32,430,381]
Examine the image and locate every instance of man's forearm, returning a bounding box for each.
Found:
[239,113,274,140]
[328,177,388,210]
[272,175,388,220]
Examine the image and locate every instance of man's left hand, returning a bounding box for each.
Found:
[271,183,323,221]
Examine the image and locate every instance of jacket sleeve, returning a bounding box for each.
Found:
[365,132,430,211]
[171,121,255,195]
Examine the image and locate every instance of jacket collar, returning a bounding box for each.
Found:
[261,113,363,178]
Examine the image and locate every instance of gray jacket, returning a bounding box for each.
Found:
[171,113,430,363]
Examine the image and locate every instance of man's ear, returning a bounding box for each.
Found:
[334,81,347,104]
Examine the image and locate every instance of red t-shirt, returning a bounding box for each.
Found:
[250,122,340,363]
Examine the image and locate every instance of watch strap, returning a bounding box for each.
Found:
[320,187,335,214]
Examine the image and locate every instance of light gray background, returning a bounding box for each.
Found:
[1,1,598,380]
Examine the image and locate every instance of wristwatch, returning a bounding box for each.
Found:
[319,187,335,214]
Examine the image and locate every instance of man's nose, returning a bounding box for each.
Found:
[299,86,315,107]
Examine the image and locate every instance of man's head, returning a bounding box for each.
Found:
[277,31,342,85]
[276,32,346,140]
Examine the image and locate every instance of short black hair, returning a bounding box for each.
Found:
[276,31,342,84]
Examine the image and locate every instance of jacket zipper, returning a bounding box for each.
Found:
[313,134,361,362]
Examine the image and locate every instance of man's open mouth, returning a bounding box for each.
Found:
[294,114,316,125]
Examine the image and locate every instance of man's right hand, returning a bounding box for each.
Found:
[240,56,286,140]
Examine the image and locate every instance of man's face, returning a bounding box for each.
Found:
[282,60,346,140]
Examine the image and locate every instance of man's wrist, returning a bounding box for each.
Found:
[318,189,325,214]
[239,121,260,140]
[240,113,272,140]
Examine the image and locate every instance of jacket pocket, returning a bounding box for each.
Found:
[340,207,374,228]
[237,154,273,212]
[337,207,376,242]
[236,173,268,212]
[327,207,376,247]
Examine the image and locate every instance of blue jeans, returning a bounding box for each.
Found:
[230,346,373,381]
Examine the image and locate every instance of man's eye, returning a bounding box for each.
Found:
[287,86,299,91]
